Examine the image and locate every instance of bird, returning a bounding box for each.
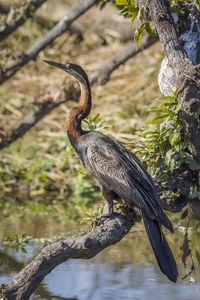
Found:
[43,59,178,282]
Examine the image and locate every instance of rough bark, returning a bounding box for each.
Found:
[144,0,200,163]
[0,0,47,42]
[0,0,98,85]
[0,35,157,150]
[137,0,200,215]
[0,211,136,300]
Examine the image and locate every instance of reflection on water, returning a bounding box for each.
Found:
[0,217,200,300]
[36,260,200,300]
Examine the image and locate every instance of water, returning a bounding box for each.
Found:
[0,217,200,300]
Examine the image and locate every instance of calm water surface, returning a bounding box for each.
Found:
[0,217,200,300]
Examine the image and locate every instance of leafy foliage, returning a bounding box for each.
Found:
[82,113,108,131]
[115,0,156,49]
[3,233,32,253]
[97,0,200,48]
[133,88,200,182]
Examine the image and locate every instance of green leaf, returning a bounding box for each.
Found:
[92,113,100,123]
[186,156,200,171]
[134,23,145,50]
[149,108,169,113]
[86,211,94,217]
[196,0,200,12]
[138,130,159,137]
[164,149,174,166]
[21,247,27,253]
[149,114,170,124]
[145,23,157,37]
[174,103,182,113]
[80,217,92,224]
[82,119,89,124]
[156,96,175,102]
[169,133,181,146]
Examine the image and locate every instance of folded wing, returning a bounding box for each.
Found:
[86,141,162,220]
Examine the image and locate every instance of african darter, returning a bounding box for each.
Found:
[43,60,178,282]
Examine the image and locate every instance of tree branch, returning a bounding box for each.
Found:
[0,0,47,42]
[0,0,98,86]
[0,35,157,150]
[0,211,136,300]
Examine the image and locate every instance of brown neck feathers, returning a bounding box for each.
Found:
[66,78,91,139]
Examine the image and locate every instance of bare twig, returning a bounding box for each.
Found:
[0,0,98,85]
[0,0,47,42]
[0,35,157,150]
[0,211,136,300]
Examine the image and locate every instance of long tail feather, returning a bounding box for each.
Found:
[142,212,178,282]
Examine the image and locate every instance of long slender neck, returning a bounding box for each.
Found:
[66,76,91,140]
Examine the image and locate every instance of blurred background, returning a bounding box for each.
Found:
[0,0,162,222]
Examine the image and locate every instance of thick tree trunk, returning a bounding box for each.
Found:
[145,0,200,162]
[138,0,200,214]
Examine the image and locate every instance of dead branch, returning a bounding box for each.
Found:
[0,35,157,150]
[0,0,98,86]
[0,0,47,42]
[0,211,136,300]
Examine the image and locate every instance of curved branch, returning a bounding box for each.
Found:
[0,211,136,299]
[0,35,157,150]
[0,0,98,85]
[0,0,47,42]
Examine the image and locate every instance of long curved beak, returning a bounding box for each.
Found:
[43,60,67,71]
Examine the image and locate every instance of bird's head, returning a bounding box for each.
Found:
[43,60,88,83]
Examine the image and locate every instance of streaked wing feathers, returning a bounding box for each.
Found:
[87,143,162,218]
